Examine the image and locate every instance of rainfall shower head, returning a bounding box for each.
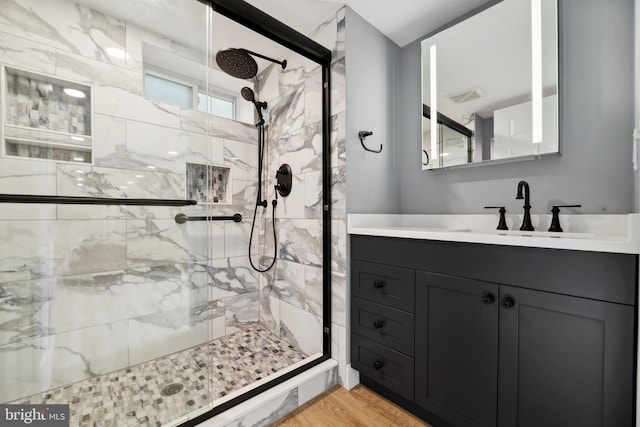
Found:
[216,48,258,79]
[216,48,287,80]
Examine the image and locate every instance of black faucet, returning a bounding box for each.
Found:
[515,181,534,231]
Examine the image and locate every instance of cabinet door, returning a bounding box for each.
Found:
[415,272,499,427]
[498,285,635,427]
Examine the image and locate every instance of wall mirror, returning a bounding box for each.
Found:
[421,0,559,170]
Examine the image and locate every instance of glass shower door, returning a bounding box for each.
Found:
[0,0,214,425]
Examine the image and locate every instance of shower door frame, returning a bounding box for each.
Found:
[187,0,333,424]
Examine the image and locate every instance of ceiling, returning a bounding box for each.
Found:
[78,0,496,51]
[246,0,494,47]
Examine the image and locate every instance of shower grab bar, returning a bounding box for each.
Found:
[175,213,242,224]
[0,194,197,206]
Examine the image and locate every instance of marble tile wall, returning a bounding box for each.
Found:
[0,0,263,405]
[255,7,347,366]
[0,0,348,420]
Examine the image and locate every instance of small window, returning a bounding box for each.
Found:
[198,93,235,120]
[144,73,194,109]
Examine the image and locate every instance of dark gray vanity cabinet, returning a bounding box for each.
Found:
[496,285,635,427]
[414,273,499,427]
[350,261,416,401]
[350,235,637,427]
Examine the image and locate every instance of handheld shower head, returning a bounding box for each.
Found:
[241,87,266,125]
[241,87,256,102]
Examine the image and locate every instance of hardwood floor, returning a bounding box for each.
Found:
[271,385,431,426]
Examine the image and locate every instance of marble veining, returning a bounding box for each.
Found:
[304,170,323,220]
[56,50,141,94]
[225,292,259,335]
[331,166,346,220]
[0,0,126,67]
[304,70,323,126]
[335,7,346,62]
[268,85,305,143]
[304,265,323,319]
[208,257,260,300]
[94,85,182,128]
[234,389,299,427]
[331,58,346,115]
[0,278,54,345]
[0,31,56,74]
[331,219,347,274]
[57,165,183,201]
[126,219,208,267]
[331,271,346,328]
[271,260,306,311]
[274,121,323,175]
[0,220,127,282]
[331,111,346,169]
[278,219,323,268]
[279,301,322,356]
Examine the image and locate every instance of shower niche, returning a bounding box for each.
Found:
[2,66,93,164]
[186,162,232,204]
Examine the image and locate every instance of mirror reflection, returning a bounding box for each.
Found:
[421,0,558,169]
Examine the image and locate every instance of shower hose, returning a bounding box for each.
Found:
[248,123,278,273]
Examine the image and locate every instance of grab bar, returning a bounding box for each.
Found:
[175,213,242,224]
[0,194,197,206]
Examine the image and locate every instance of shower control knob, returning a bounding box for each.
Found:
[275,164,292,197]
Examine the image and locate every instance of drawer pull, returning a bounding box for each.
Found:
[373,280,385,289]
[481,292,495,305]
[373,360,384,370]
[373,319,384,329]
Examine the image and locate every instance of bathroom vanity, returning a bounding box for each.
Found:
[348,214,639,427]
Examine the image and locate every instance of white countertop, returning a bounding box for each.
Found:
[347,214,640,254]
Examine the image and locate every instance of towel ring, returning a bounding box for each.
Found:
[358,131,382,153]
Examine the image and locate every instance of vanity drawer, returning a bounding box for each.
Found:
[352,297,414,356]
[351,334,414,401]
[351,260,415,312]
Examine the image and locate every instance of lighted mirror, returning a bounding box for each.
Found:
[421,0,559,169]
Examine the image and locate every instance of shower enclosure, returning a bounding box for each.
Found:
[0,0,332,425]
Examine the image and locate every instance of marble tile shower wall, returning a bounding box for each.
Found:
[0,0,262,404]
[254,7,347,372]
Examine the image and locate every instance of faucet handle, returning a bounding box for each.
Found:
[548,204,582,232]
[484,206,508,230]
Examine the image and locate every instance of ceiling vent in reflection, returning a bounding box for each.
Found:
[448,86,486,104]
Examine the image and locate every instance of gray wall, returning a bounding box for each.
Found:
[345,7,401,214]
[397,0,636,214]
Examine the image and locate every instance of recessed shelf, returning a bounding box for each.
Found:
[3,66,93,163]
[186,163,232,204]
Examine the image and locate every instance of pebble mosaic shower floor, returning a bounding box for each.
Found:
[10,323,308,427]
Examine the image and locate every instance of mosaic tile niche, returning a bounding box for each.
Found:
[3,66,93,164]
[186,162,231,204]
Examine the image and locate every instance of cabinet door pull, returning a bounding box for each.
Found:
[501,296,515,309]
[373,360,384,370]
[373,319,384,329]
[481,292,495,305]
[373,280,385,289]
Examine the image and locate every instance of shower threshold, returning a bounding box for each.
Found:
[10,323,309,427]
